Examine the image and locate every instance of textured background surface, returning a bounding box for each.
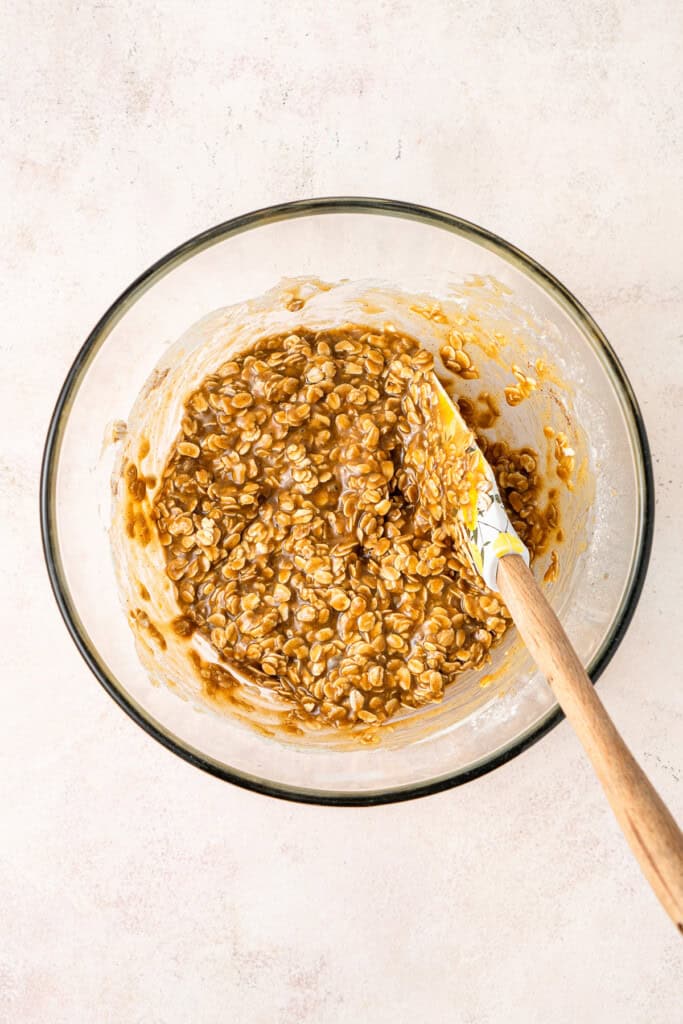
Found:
[2,2,682,1021]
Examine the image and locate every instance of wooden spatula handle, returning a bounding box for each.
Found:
[497,553,683,931]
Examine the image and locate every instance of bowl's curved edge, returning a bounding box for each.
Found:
[39,196,655,806]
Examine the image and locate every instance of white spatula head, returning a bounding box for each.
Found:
[433,376,530,592]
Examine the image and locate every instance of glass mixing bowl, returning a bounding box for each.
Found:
[41,198,653,804]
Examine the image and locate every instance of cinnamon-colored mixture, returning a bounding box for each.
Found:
[146,327,557,726]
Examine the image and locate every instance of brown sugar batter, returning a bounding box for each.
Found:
[147,325,560,728]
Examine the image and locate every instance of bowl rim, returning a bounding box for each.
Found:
[40,196,655,806]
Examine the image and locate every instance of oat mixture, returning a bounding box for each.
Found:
[148,326,555,727]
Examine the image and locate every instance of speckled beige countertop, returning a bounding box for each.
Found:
[2,2,682,1021]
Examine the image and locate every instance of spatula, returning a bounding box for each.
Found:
[434,377,683,931]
